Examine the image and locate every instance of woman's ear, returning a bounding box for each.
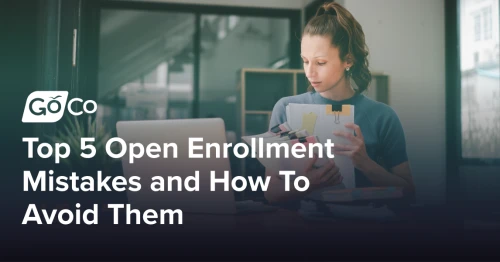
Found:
[344,53,354,68]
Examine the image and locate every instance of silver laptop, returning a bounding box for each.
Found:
[116,118,276,215]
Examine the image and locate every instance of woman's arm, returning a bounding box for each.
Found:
[264,169,311,204]
[333,123,415,195]
[359,160,415,195]
[264,156,343,204]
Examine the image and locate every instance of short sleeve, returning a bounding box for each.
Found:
[268,98,287,130]
[380,108,408,168]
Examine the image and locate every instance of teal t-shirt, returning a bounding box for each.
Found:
[269,92,408,187]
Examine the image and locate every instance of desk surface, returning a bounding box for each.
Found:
[9,205,498,259]
[4,209,484,258]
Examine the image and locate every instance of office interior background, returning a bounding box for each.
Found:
[4,0,500,208]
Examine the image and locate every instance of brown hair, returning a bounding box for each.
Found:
[303,2,371,93]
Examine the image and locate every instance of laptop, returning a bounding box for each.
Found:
[116,118,277,215]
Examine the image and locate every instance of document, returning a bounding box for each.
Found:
[286,103,356,190]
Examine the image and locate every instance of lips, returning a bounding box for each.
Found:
[310,81,321,87]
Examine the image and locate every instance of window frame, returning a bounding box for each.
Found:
[445,0,500,206]
[483,6,492,40]
[474,13,481,41]
[446,0,500,175]
[80,0,301,119]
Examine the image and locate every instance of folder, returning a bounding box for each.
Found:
[277,135,332,173]
[241,122,292,144]
[242,125,330,172]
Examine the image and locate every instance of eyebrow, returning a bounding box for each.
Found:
[300,55,327,58]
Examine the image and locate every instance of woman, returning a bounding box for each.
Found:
[264,2,415,204]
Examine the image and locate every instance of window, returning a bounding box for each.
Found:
[199,15,291,135]
[473,6,494,42]
[229,16,239,30]
[447,0,500,207]
[474,14,481,41]
[96,10,196,134]
[459,0,500,159]
[483,6,492,40]
[93,3,299,137]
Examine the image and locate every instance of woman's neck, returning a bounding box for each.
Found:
[318,78,356,101]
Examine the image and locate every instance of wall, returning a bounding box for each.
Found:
[460,166,500,202]
[343,0,447,205]
[199,17,288,100]
[199,17,290,133]
[4,0,39,219]
[121,0,308,9]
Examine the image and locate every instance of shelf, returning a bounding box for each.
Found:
[244,72,294,111]
[295,71,309,94]
[241,68,304,74]
[245,110,272,114]
[238,68,306,181]
[245,114,270,136]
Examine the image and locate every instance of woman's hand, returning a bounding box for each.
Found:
[333,123,375,172]
[302,154,343,191]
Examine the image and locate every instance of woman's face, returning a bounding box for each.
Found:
[301,34,351,92]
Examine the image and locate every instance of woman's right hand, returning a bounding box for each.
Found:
[302,154,343,191]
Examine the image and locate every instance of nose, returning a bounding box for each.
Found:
[304,63,316,79]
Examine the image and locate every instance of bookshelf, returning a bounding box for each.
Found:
[239,68,307,138]
[236,68,305,199]
[362,73,390,105]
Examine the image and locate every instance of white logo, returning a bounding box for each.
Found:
[22,91,97,123]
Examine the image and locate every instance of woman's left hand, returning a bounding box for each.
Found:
[332,123,374,171]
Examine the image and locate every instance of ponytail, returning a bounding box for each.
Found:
[304,2,371,93]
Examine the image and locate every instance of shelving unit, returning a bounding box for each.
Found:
[239,68,307,137]
[364,72,390,105]
[235,68,305,199]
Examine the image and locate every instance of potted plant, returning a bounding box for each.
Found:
[46,115,124,205]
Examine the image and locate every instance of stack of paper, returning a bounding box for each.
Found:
[242,103,358,201]
[241,122,331,173]
[286,103,356,191]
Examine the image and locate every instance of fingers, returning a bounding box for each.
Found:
[319,159,336,172]
[326,171,343,186]
[307,160,335,179]
[321,166,342,185]
[304,153,319,172]
[332,150,351,157]
[333,130,360,144]
[319,164,338,181]
[344,123,364,140]
[333,144,355,151]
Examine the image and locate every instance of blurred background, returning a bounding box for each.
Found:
[4,0,500,208]
[96,9,292,134]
